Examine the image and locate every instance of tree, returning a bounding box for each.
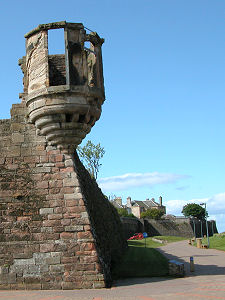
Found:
[117,208,135,218]
[141,209,164,220]
[77,140,105,179]
[182,203,206,220]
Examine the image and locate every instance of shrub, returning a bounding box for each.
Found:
[141,209,164,220]
[117,208,135,218]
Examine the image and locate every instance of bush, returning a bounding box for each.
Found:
[141,209,164,220]
[117,208,135,218]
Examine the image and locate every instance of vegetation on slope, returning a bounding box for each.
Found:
[201,233,225,251]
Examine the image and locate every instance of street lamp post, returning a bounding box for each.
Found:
[200,202,210,248]
[193,218,196,239]
[201,220,203,238]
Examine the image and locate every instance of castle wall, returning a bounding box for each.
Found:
[120,217,144,239]
[144,219,194,238]
[120,217,218,239]
[0,103,126,289]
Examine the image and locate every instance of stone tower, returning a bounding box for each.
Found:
[20,21,105,149]
[0,22,126,289]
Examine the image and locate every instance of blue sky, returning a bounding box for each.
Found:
[0,1,225,231]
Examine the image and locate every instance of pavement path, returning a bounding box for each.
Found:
[1,240,225,299]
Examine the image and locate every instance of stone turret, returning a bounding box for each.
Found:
[19,21,105,150]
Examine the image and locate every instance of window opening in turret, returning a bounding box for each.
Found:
[65,114,73,123]
[48,29,66,86]
[48,29,65,55]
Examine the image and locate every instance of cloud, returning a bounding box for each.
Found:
[166,198,208,216]
[166,193,225,216]
[166,192,225,232]
[98,172,189,192]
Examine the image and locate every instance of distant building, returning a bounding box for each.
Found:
[127,196,166,218]
[110,196,166,218]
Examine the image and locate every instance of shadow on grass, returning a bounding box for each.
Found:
[128,240,145,247]
[112,245,169,280]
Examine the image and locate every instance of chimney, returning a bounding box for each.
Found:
[127,196,132,207]
[159,196,162,206]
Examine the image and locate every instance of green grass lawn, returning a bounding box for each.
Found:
[200,234,225,251]
[112,237,169,279]
[112,236,188,279]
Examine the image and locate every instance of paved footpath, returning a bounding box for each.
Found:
[1,240,225,299]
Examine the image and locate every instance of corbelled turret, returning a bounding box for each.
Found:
[19,21,105,149]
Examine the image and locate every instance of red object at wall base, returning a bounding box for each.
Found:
[128,233,144,240]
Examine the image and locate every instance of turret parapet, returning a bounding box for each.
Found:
[19,21,105,149]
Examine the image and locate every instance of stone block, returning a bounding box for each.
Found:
[63,177,79,187]
[65,225,83,232]
[62,281,82,289]
[26,264,40,274]
[40,226,52,233]
[76,263,95,271]
[77,231,93,241]
[0,273,16,284]
[65,159,74,167]
[7,146,21,157]
[42,282,62,289]
[42,219,61,227]
[40,244,55,253]
[39,208,54,215]
[93,281,105,288]
[65,199,79,207]
[61,219,71,226]
[36,181,48,189]
[169,260,184,277]
[34,253,51,263]
[46,256,60,265]
[0,266,9,274]
[49,264,64,273]
[60,232,75,239]
[12,133,24,144]
[14,258,35,266]
[64,193,76,200]
[39,265,49,273]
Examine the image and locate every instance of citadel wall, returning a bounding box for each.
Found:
[0,22,126,289]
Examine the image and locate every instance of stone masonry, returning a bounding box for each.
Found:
[0,22,126,289]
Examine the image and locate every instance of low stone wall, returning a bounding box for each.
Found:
[120,217,218,239]
[168,260,185,277]
[144,219,193,238]
[120,217,144,239]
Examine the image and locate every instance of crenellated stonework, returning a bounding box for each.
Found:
[0,22,126,289]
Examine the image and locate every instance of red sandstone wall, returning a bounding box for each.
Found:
[0,103,126,289]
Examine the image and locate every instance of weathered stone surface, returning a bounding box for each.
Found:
[0,21,126,290]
